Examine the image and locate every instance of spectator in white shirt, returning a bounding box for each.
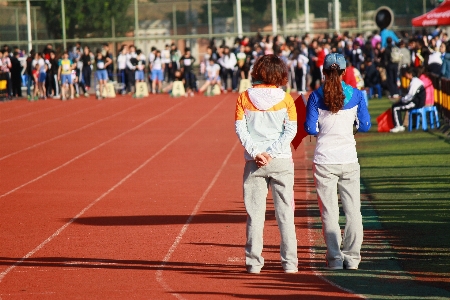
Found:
[218,46,237,92]
[117,45,128,94]
[199,58,222,93]
[126,45,137,94]
[161,44,171,83]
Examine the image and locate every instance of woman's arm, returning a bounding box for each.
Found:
[266,97,297,157]
[304,92,319,135]
[235,95,260,159]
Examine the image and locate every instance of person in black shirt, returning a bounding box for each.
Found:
[180,48,196,96]
[48,51,60,98]
[95,49,112,100]
[384,37,400,99]
[102,43,114,81]
[364,58,382,99]
[10,51,23,98]
[26,50,35,100]
[80,46,92,96]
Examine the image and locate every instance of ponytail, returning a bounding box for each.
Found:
[323,64,345,114]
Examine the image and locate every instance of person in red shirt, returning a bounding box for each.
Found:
[342,61,357,88]
[311,44,326,90]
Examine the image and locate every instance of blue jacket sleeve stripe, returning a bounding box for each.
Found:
[356,90,371,132]
[304,92,319,135]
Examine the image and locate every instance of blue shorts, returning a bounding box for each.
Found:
[96,70,108,81]
[151,69,164,82]
[207,76,221,82]
[38,72,47,83]
[135,70,145,81]
[61,74,72,85]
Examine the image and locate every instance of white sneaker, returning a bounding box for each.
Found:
[390,126,405,133]
[284,268,298,274]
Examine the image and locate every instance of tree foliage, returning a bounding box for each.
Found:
[33,0,134,39]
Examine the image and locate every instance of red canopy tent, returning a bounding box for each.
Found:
[412,0,450,27]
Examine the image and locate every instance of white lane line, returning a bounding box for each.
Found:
[302,146,366,299]
[0,102,104,138]
[0,103,66,123]
[0,97,183,200]
[0,97,227,283]
[0,101,148,161]
[155,140,239,300]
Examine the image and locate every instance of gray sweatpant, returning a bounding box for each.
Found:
[313,163,363,269]
[243,159,298,273]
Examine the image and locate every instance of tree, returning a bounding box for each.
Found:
[33,0,134,40]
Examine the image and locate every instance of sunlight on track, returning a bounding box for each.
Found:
[0,101,147,161]
[0,97,228,283]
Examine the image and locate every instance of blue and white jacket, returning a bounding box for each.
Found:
[304,82,371,165]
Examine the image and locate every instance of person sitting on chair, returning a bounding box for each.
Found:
[199,58,222,94]
[390,67,426,133]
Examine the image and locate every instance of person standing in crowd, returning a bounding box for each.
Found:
[342,61,358,88]
[170,44,181,82]
[218,46,237,92]
[180,47,196,97]
[126,45,137,94]
[236,45,248,83]
[58,51,75,101]
[364,58,382,99]
[384,37,400,99]
[95,49,112,100]
[80,46,92,97]
[235,54,298,274]
[132,49,146,96]
[304,53,371,270]
[390,67,426,133]
[150,50,164,94]
[350,41,364,71]
[117,45,128,95]
[25,50,35,100]
[48,51,60,98]
[441,42,450,79]
[427,49,443,77]
[102,44,114,81]
[35,52,49,100]
[10,50,23,98]
[308,40,318,91]
[296,48,309,94]
[43,45,53,95]
[311,43,325,90]
[1,50,13,99]
[147,47,157,90]
[439,42,446,62]
[398,40,412,95]
[381,28,399,49]
[161,44,171,83]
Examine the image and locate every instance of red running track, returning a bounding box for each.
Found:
[0,95,361,299]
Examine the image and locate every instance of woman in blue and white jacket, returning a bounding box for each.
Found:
[304,53,371,270]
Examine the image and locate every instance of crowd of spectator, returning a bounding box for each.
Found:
[1,25,449,102]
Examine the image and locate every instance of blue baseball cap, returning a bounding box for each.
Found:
[323,53,346,70]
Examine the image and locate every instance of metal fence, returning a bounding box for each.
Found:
[0,0,422,60]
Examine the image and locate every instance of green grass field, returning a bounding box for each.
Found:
[309,99,450,299]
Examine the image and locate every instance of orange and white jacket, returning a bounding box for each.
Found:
[235,85,297,161]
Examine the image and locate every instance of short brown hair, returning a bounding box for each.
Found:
[251,55,288,86]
